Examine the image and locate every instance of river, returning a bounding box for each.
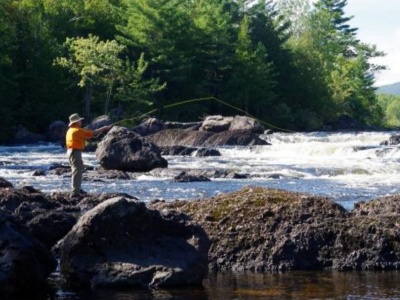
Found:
[2,131,400,299]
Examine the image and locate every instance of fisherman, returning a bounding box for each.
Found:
[66,113,112,197]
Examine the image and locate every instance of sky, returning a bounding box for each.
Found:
[334,0,400,86]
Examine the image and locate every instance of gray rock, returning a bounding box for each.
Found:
[96,126,168,172]
[0,214,57,296]
[48,121,67,143]
[33,169,46,177]
[200,115,233,133]
[27,211,77,248]
[174,171,211,183]
[381,135,400,146]
[229,116,265,134]
[86,115,112,130]
[195,148,221,157]
[58,197,210,289]
[132,118,167,136]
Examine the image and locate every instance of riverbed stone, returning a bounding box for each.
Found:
[0,213,57,296]
[96,126,168,172]
[58,197,210,289]
[11,126,46,145]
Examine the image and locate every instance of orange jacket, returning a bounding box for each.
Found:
[66,126,94,150]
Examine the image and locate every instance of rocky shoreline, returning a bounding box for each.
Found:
[2,178,400,296]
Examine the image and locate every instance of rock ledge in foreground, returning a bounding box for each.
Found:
[152,186,400,272]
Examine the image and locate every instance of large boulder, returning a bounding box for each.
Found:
[11,126,46,145]
[229,116,265,134]
[0,214,57,296]
[47,121,67,143]
[132,118,167,136]
[58,197,210,289]
[200,115,233,133]
[153,187,400,272]
[96,126,168,172]
[27,211,77,249]
[86,115,112,130]
[147,129,269,148]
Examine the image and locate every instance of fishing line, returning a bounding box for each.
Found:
[112,96,297,133]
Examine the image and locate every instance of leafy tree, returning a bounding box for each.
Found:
[55,35,165,118]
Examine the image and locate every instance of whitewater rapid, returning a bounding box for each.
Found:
[1,131,400,209]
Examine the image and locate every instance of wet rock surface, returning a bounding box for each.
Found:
[58,197,210,289]
[229,116,265,134]
[96,126,168,172]
[381,135,400,146]
[195,148,221,157]
[174,171,211,183]
[152,187,400,272]
[0,213,57,296]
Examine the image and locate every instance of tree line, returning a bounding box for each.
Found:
[0,0,386,143]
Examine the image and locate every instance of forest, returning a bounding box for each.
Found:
[0,0,387,143]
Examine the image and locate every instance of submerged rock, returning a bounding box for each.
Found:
[96,126,168,172]
[381,135,400,146]
[195,148,221,157]
[0,214,57,296]
[58,197,210,289]
[33,169,46,177]
[174,171,211,183]
[152,186,400,272]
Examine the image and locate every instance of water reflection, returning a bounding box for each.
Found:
[11,272,400,300]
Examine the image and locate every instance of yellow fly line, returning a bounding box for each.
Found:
[112,96,297,133]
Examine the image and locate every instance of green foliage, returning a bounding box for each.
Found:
[0,0,390,144]
[378,94,400,127]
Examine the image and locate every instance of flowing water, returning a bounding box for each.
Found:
[1,131,400,210]
[2,131,400,299]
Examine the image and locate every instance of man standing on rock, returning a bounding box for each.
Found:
[66,113,112,197]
